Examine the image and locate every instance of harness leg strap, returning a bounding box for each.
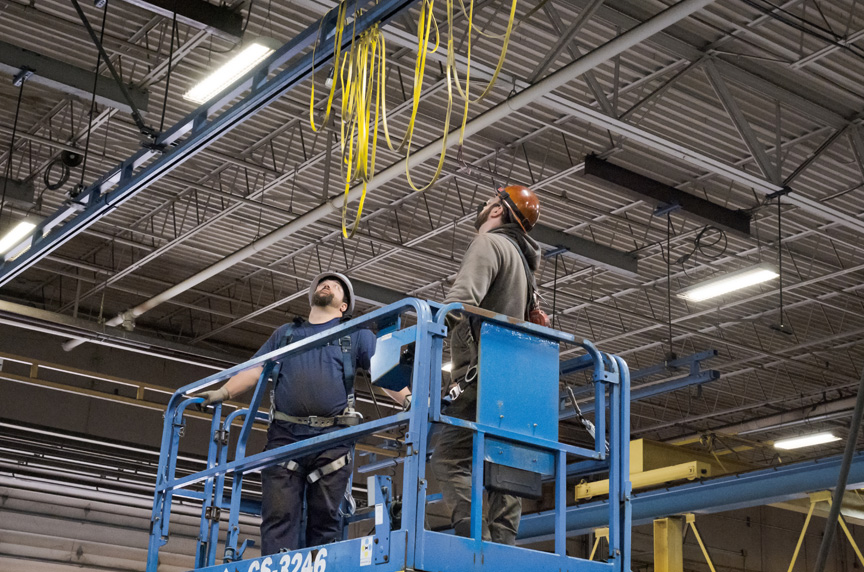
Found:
[307,451,352,484]
[278,460,303,474]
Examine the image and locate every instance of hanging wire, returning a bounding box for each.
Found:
[78,1,110,189]
[777,196,785,329]
[666,213,674,359]
[675,226,728,266]
[159,2,180,133]
[0,77,27,225]
[241,0,256,34]
[551,253,560,330]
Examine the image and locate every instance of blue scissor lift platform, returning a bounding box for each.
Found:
[147,298,632,572]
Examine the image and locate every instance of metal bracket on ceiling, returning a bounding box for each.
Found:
[12,66,34,87]
[766,186,793,201]
[654,202,682,217]
[543,246,569,259]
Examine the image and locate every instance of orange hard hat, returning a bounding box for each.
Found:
[497,185,540,232]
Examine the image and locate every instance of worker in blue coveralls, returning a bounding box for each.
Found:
[197,272,376,554]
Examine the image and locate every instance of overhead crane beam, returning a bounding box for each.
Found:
[531,223,640,278]
[118,0,244,42]
[0,40,150,115]
[583,155,751,238]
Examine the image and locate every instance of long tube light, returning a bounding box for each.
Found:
[678,263,778,302]
[775,432,841,450]
[0,220,37,257]
[184,38,280,104]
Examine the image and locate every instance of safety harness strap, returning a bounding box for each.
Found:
[269,324,361,425]
[279,459,302,473]
[307,451,352,484]
[500,235,539,321]
[279,451,352,484]
[272,410,338,427]
[338,335,355,408]
[270,325,296,389]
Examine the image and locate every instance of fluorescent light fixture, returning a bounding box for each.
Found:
[678,263,778,302]
[775,432,841,450]
[184,38,280,104]
[442,362,453,372]
[0,219,37,256]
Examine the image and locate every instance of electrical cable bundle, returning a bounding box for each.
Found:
[309,0,521,238]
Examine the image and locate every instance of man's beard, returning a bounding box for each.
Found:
[473,203,491,231]
[312,291,334,307]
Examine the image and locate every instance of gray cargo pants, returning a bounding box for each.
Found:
[429,384,522,544]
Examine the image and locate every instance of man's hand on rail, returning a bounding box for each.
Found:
[195,387,230,407]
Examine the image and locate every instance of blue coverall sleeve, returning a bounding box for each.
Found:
[355,329,377,369]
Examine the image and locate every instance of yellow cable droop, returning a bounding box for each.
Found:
[311,0,525,238]
[309,1,348,133]
[339,25,387,238]
[452,0,519,146]
[401,0,456,193]
[381,0,439,153]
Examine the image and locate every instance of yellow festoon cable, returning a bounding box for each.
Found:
[400,0,519,190]
[399,0,456,193]
[314,0,521,236]
[339,26,387,237]
[342,0,445,235]
[381,0,439,153]
[309,1,348,133]
[452,0,519,147]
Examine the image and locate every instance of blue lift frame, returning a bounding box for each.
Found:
[147,298,633,572]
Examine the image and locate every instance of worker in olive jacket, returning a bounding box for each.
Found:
[430,185,541,545]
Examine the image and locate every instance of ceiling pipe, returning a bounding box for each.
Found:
[64,0,715,348]
[667,394,858,443]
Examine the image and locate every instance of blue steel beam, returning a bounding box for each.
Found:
[574,370,719,416]
[560,350,719,418]
[517,451,864,540]
[0,0,418,285]
[561,349,718,379]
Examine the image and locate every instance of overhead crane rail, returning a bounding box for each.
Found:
[147,298,633,572]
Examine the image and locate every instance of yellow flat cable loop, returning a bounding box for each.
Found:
[452,0,518,106]
[382,0,436,153]
[384,0,436,153]
[343,33,374,236]
[310,1,347,133]
[342,27,383,237]
[403,0,455,193]
[455,0,532,39]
